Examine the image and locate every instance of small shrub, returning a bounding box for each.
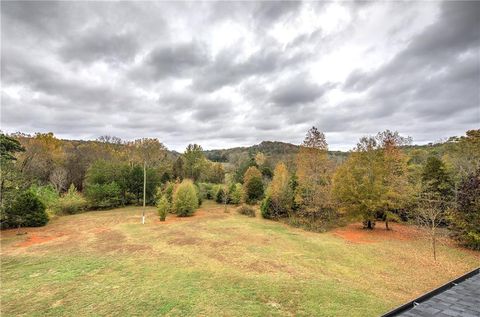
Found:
[215,187,227,203]
[260,194,290,220]
[84,182,122,209]
[194,183,203,206]
[57,184,88,214]
[157,195,170,221]
[163,181,175,203]
[173,179,199,217]
[237,205,255,217]
[197,183,214,200]
[260,196,274,219]
[228,183,243,205]
[209,184,222,200]
[9,191,49,227]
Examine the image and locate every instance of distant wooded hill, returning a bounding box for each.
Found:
[204,140,449,165]
[205,141,347,164]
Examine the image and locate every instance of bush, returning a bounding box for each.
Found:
[173,179,199,217]
[194,183,203,206]
[57,184,88,214]
[84,182,122,209]
[28,184,59,213]
[163,181,175,203]
[209,184,222,200]
[157,195,170,221]
[8,191,49,227]
[197,182,214,200]
[261,195,290,220]
[243,166,264,204]
[237,205,255,217]
[260,196,275,219]
[215,187,227,203]
[228,183,243,204]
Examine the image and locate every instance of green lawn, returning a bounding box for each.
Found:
[1,201,478,316]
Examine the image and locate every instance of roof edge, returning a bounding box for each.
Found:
[381,267,480,317]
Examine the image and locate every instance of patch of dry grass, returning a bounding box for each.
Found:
[1,200,478,316]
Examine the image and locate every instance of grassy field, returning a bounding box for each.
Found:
[1,200,478,316]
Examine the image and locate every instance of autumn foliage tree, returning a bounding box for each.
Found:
[243,166,264,204]
[334,137,384,229]
[333,131,410,229]
[451,169,480,250]
[16,132,65,184]
[261,162,293,219]
[376,130,412,229]
[295,127,334,221]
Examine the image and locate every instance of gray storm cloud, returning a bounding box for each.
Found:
[1,1,478,151]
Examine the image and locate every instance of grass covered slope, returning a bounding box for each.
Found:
[1,201,478,317]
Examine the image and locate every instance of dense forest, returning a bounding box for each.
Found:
[1,128,479,251]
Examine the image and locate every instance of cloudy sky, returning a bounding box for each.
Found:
[1,1,479,151]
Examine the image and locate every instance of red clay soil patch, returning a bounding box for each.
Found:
[16,233,65,247]
[333,223,423,244]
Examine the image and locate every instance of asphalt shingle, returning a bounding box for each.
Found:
[396,273,480,317]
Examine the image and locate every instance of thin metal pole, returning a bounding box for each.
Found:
[142,160,146,224]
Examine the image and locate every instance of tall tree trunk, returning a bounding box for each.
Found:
[0,178,4,208]
[367,220,375,229]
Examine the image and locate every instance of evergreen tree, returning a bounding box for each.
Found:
[422,156,454,198]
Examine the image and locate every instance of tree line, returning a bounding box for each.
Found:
[1,128,478,252]
[258,128,479,253]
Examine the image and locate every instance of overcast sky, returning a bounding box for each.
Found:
[1,1,479,151]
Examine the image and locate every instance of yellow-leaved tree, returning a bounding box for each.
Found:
[333,131,411,229]
[261,162,293,219]
[295,127,334,222]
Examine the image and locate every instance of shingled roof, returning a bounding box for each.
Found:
[382,268,480,317]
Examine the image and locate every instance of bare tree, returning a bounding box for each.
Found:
[50,167,68,192]
[97,135,122,144]
[412,193,450,261]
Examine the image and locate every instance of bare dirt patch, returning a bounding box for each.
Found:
[15,233,66,247]
[333,222,423,244]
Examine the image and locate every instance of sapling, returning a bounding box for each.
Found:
[157,195,169,221]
